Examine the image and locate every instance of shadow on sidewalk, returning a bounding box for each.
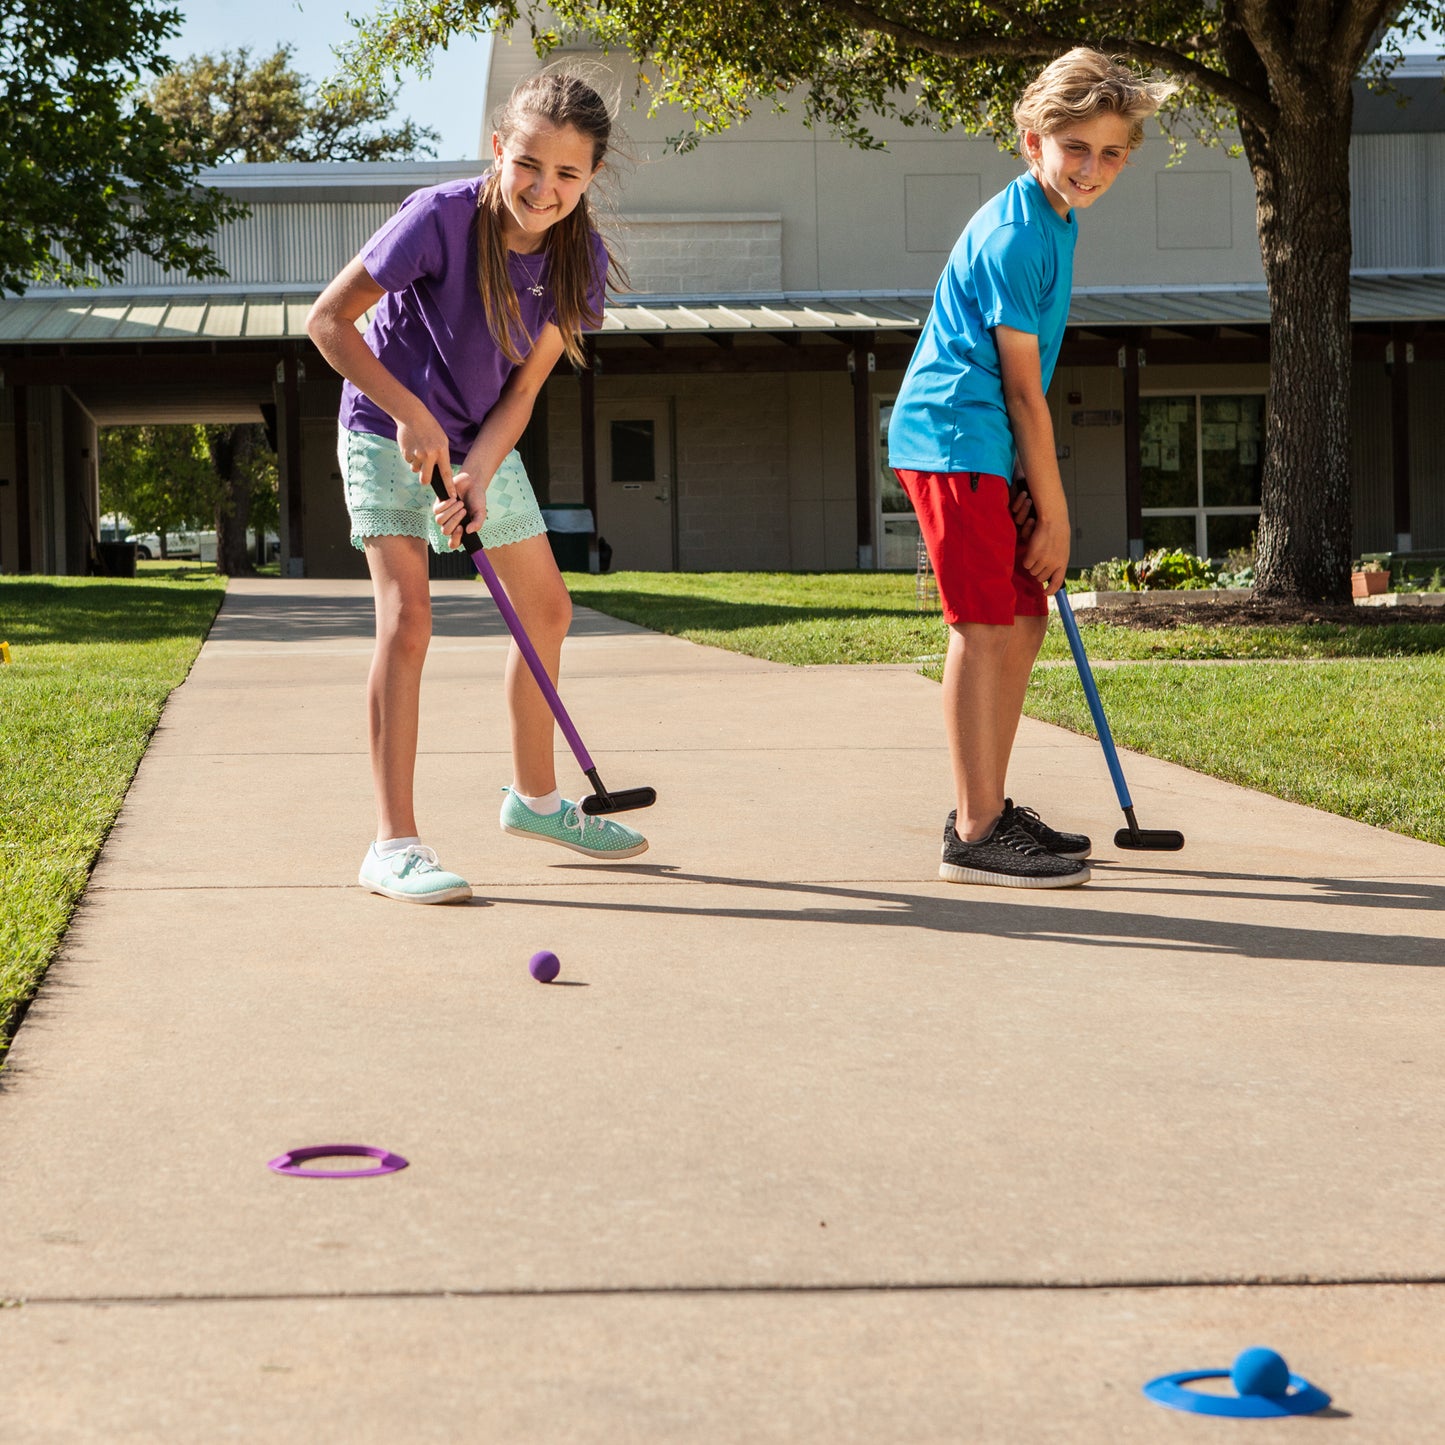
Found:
[208,592,652,646]
[519,864,1445,969]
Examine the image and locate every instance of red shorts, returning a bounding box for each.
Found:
[894,469,1047,626]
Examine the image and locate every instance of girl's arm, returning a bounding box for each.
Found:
[996,324,1071,596]
[305,257,455,486]
[435,322,568,543]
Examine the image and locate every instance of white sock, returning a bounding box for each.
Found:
[515,789,561,816]
[375,835,422,857]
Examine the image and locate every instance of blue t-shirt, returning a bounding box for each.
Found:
[888,171,1076,478]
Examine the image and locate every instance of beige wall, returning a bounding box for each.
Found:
[488,42,1265,297]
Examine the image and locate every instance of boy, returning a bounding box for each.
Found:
[888,48,1175,888]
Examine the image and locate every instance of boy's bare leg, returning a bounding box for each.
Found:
[944,612,1049,840]
[364,535,433,840]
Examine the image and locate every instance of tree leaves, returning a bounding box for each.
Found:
[0,0,243,294]
[147,44,441,164]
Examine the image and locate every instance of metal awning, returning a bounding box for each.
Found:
[3,272,1443,344]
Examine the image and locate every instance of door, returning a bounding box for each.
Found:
[595,401,674,571]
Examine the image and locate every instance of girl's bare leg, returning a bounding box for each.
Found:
[363,535,432,839]
[486,534,573,797]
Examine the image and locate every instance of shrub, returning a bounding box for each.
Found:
[1134,548,1218,591]
[1086,556,1137,592]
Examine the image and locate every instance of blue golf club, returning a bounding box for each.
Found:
[1053,588,1184,851]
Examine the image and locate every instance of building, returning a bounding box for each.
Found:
[2,44,1442,576]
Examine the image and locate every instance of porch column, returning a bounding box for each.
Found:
[851,332,876,568]
[280,344,305,576]
[14,385,33,572]
[1121,333,1144,559]
[580,336,598,571]
[1389,326,1414,552]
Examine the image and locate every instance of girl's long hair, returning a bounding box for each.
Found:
[476,70,627,369]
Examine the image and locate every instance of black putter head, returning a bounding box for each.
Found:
[580,787,657,816]
[1114,827,1185,851]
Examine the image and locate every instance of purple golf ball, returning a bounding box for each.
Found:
[529,949,560,983]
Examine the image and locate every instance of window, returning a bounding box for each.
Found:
[1140,393,1263,557]
[876,400,920,569]
[609,419,656,483]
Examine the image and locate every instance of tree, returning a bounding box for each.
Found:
[0,0,244,295]
[144,48,430,572]
[98,424,214,557]
[341,1,1445,602]
[146,45,440,163]
[205,423,277,576]
[99,422,279,573]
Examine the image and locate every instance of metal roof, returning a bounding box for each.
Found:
[3,273,1444,344]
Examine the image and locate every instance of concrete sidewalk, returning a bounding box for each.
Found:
[2,577,1443,1442]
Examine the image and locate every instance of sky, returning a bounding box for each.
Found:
[162,0,495,161]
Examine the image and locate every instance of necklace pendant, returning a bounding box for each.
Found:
[527,282,544,297]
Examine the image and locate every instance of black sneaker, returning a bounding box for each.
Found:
[940,803,1091,889]
[1006,800,1091,860]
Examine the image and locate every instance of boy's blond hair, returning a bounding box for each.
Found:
[1014,47,1178,150]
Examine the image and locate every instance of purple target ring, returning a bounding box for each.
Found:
[267,1144,409,1179]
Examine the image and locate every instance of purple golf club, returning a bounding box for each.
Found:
[429,469,656,816]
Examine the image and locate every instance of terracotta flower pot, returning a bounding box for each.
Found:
[1351,570,1390,598]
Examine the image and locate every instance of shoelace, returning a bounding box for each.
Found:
[995,820,1052,856]
[392,844,442,875]
[562,804,605,836]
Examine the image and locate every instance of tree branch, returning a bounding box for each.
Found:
[1334,0,1411,78]
[819,0,1276,129]
[1235,0,1305,104]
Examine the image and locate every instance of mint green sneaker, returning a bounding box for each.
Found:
[499,787,649,860]
[358,843,472,904]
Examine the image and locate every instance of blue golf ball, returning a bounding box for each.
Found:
[1231,1347,1291,1399]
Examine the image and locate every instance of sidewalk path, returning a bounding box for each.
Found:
[2,578,1443,1442]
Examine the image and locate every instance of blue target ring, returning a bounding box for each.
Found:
[1144,1366,1331,1418]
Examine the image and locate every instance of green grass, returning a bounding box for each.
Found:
[0,576,225,1063]
[1023,659,1445,845]
[564,570,1445,663]
[567,571,1445,848]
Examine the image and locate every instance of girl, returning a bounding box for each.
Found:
[307,71,647,905]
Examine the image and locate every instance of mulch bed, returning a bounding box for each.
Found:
[1078,596,1443,630]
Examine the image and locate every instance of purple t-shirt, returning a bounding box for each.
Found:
[339,175,608,462]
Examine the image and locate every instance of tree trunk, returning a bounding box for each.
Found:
[1241,98,1356,602]
[210,424,258,578]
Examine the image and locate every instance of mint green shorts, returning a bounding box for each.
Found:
[339,426,548,553]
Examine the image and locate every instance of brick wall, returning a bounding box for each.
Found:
[608,215,783,295]
[546,372,793,569]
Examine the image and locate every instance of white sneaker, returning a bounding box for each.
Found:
[358,843,472,904]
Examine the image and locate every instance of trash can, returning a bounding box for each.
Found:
[541,505,594,572]
[94,541,138,578]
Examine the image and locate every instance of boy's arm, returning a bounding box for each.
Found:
[996,324,1070,596]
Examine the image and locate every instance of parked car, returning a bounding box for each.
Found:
[125,529,208,560]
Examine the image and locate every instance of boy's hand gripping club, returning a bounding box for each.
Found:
[430,469,656,816]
